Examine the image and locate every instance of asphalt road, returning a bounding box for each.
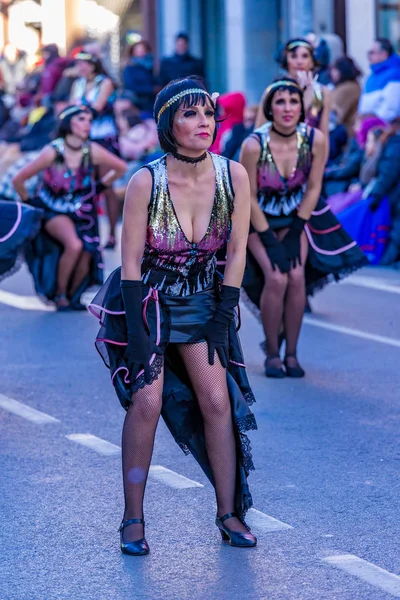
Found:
[1,241,400,600]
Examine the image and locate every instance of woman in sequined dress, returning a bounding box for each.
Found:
[241,79,367,378]
[70,52,120,250]
[12,106,126,310]
[89,77,257,555]
[256,38,331,140]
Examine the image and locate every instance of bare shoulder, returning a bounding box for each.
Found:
[228,159,250,190]
[312,128,326,153]
[241,133,261,156]
[125,166,153,203]
[322,85,332,102]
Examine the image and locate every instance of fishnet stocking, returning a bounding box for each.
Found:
[283,232,308,363]
[178,342,248,533]
[121,368,164,542]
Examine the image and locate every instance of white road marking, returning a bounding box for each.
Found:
[343,275,400,295]
[0,290,54,311]
[0,394,60,424]
[66,433,121,456]
[303,316,400,349]
[323,554,400,597]
[148,465,204,489]
[246,508,293,532]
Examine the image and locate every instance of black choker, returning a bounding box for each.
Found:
[172,151,208,164]
[272,125,297,138]
[65,139,84,151]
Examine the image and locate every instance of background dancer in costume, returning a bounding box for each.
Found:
[256,38,331,144]
[0,200,42,281]
[12,105,126,311]
[240,79,367,378]
[89,77,257,555]
[70,52,120,249]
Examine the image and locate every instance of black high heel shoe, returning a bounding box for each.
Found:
[215,512,257,548]
[104,235,116,250]
[284,354,305,378]
[119,518,150,556]
[264,354,286,379]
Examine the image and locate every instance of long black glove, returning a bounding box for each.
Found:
[202,285,240,368]
[281,215,307,267]
[121,280,161,384]
[259,228,290,273]
[95,180,109,195]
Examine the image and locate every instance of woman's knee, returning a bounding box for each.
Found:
[131,392,162,422]
[199,388,231,421]
[287,265,305,287]
[265,269,288,290]
[65,237,84,254]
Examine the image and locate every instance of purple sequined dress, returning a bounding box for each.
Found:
[26,138,103,303]
[242,122,368,307]
[89,153,257,518]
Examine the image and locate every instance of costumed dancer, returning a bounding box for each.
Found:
[0,200,42,281]
[70,52,120,249]
[240,79,368,378]
[256,38,331,141]
[89,77,257,555]
[12,105,127,311]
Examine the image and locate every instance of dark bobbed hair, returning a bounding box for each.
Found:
[154,76,217,153]
[376,37,394,56]
[280,38,317,70]
[333,56,362,84]
[56,106,92,138]
[263,77,306,122]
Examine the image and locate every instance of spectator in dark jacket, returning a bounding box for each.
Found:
[122,40,155,113]
[323,116,386,196]
[158,32,205,88]
[367,122,400,264]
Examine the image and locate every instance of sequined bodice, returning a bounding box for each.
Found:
[141,153,234,297]
[38,139,94,213]
[254,122,312,217]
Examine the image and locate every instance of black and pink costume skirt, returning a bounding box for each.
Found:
[26,189,103,304]
[243,197,369,307]
[0,200,43,282]
[89,267,257,518]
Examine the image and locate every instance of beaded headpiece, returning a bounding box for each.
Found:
[265,80,302,97]
[286,39,314,53]
[75,51,97,63]
[156,88,215,123]
[59,105,90,121]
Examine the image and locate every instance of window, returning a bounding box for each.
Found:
[376,1,400,50]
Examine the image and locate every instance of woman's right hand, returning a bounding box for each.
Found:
[124,330,161,383]
[258,229,290,273]
[120,280,161,384]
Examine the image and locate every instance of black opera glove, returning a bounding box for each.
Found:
[281,215,307,267]
[95,180,108,195]
[121,280,161,384]
[203,285,240,368]
[258,228,290,273]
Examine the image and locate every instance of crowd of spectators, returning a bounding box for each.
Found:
[0,31,399,266]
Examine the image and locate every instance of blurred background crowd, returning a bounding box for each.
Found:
[0,0,400,266]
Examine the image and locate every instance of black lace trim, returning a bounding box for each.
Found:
[129,355,164,395]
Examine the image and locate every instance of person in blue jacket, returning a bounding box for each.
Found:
[359,39,400,122]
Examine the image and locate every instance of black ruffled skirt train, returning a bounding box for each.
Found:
[89,267,257,518]
[242,196,369,308]
[0,200,43,282]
